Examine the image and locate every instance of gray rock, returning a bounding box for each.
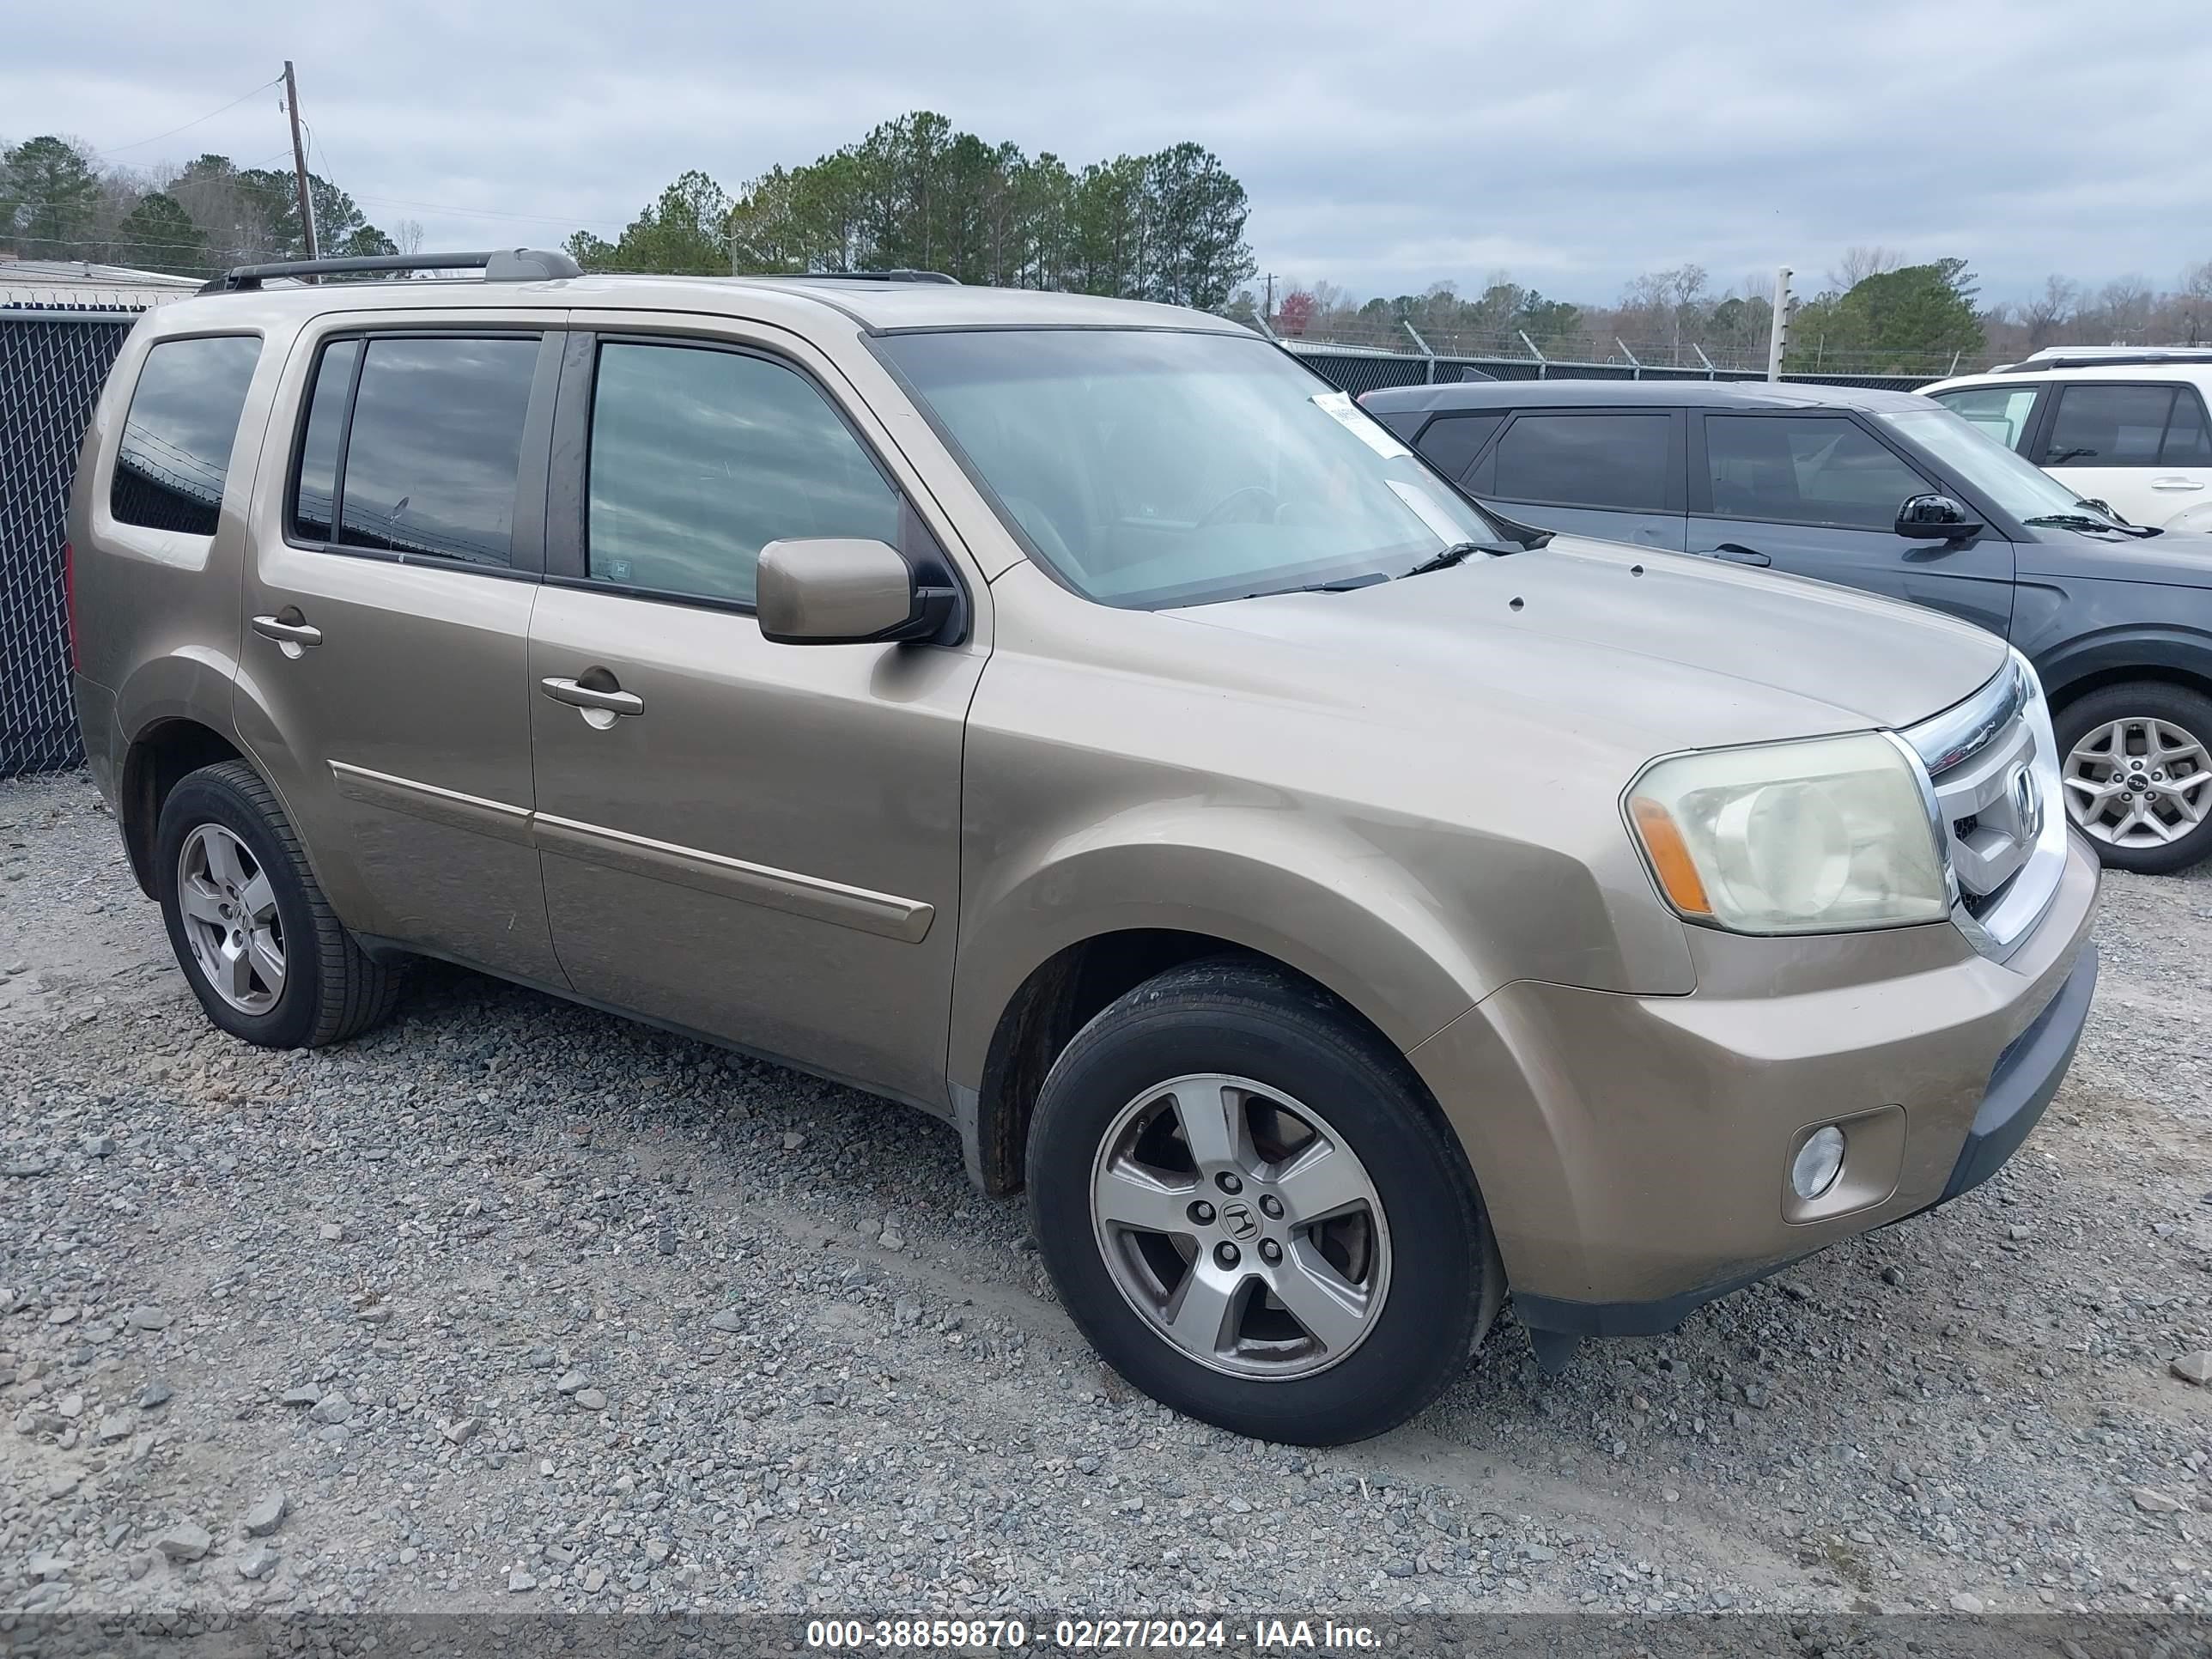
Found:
[583,1567,607,1594]
[895,1297,923,1327]
[56,1391,84,1419]
[2134,1487,2188,1513]
[244,1490,287,1536]
[139,1382,173,1409]
[45,1472,80,1499]
[126,1306,170,1331]
[1950,1592,1985,1614]
[125,1553,154,1582]
[708,1310,744,1333]
[524,1345,556,1368]
[574,1388,607,1411]
[2172,1352,2212,1386]
[555,1370,588,1395]
[47,1304,79,1325]
[308,1392,353,1425]
[27,1550,71,1583]
[442,1415,483,1445]
[319,1222,344,1242]
[81,1134,115,1157]
[280,1384,322,1407]
[508,1567,538,1592]
[236,1542,279,1580]
[1881,1265,1906,1286]
[781,1131,805,1150]
[156,1522,211,1562]
[96,1411,131,1443]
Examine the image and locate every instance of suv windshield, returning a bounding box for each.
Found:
[1875,404,2124,530]
[874,329,1497,607]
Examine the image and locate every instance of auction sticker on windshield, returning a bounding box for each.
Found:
[1310,390,1412,459]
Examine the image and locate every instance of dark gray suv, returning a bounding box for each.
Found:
[1363,379,2212,874]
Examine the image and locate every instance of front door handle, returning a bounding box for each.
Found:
[539,676,644,717]
[2152,477,2207,491]
[251,611,322,656]
[1700,544,1771,567]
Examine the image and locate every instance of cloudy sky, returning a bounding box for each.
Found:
[8,0,2210,306]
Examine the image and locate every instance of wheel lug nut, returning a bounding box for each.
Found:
[1188,1200,1215,1225]
[1259,1194,1283,1218]
[1216,1172,1243,1195]
[1214,1242,1240,1268]
[1259,1239,1281,1264]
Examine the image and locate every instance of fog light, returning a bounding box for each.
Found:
[1791,1126,1846,1200]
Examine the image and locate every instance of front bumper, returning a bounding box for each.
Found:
[1408,829,2100,1335]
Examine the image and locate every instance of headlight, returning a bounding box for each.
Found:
[1626,732,1950,935]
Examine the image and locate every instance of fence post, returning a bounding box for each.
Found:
[1765,267,1793,381]
[1403,321,1437,385]
[1693,343,1717,380]
[1518,331,1548,381]
[1615,337,1642,380]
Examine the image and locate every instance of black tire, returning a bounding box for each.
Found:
[155,760,402,1048]
[2052,681,2212,875]
[1026,957,1496,1445]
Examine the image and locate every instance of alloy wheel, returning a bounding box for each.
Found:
[2063,716,2212,848]
[175,824,286,1014]
[1088,1073,1390,1381]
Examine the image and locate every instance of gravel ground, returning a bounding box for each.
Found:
[7,766,2212,1625]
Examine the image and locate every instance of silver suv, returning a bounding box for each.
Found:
[67,250,2100,1444]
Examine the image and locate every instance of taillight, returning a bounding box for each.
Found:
[63,541,80,672]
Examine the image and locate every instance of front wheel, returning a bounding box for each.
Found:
[2054,682,2212,874]
[1026,957,1498,1444]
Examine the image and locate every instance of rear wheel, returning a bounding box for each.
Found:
[2055,682,2212,874]
[155,760,401,1047]
[1027,957,1497,1444]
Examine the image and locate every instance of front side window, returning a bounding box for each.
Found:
[286,335,538,567]
[1489,412,1673,511]
[1929,385,2040,452]
[586,342,899,606]
[2045,384,2179,467]
[1876,405,2123,525]
[874,329,1496,608]
[112,335,262,535]
[1704,415,1929,532]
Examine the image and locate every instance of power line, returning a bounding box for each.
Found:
[88,75,284,159]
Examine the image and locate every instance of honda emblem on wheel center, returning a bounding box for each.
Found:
[1219,1201,1260,1241]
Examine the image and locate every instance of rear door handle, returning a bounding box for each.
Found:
[251,613,322,649]
[2152,477,2207,490]
[539,676,644,717]
[1698,544,1771,567]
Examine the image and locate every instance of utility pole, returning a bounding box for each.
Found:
[1264,272,1275,325]
[283,62,319,273]
[1765,266,1792,381]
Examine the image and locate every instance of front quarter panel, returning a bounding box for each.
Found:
[947,563,1696,1094]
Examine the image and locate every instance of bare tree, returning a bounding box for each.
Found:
[2096,275,2154,343]
[393,218,425,255]
[2179,258,2212,346]
[1825,245,1901,291]
[2018,276,2080,349]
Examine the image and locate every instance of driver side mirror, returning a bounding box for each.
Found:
[757,538,957,646]
[1894,494,1984,542]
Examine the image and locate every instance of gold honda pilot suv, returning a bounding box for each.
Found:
[67,250,2100,1444]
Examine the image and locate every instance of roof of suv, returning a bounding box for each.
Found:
[1359,379,1937,416]
[1923,356,2212,397]
[157,268,1253,338]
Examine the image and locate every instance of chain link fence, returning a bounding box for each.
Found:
[1,310,135,777]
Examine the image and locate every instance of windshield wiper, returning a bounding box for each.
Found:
[1403,540,1521,578]
[1246,572,1389,599]
[2023,513,2143,535]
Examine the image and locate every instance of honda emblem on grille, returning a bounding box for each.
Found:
[2008,763,2044,841]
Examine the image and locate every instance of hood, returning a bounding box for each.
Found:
[1176,534,2008,755]
[2021,526,2212,588]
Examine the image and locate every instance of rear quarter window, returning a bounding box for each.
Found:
[110,335,263,535]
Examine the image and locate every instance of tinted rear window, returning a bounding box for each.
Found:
[333,337,538,567]
[111,335,262,535]
[1489,412,1674,511]
[1413,411,1505,482]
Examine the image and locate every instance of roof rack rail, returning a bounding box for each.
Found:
[1996,348,2212,374]
[200,247,581,295]
[787,269,958,285]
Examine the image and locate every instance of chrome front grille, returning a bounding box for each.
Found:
[1901,653,2067,958]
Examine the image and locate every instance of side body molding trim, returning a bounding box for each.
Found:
[326,761,934,944]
